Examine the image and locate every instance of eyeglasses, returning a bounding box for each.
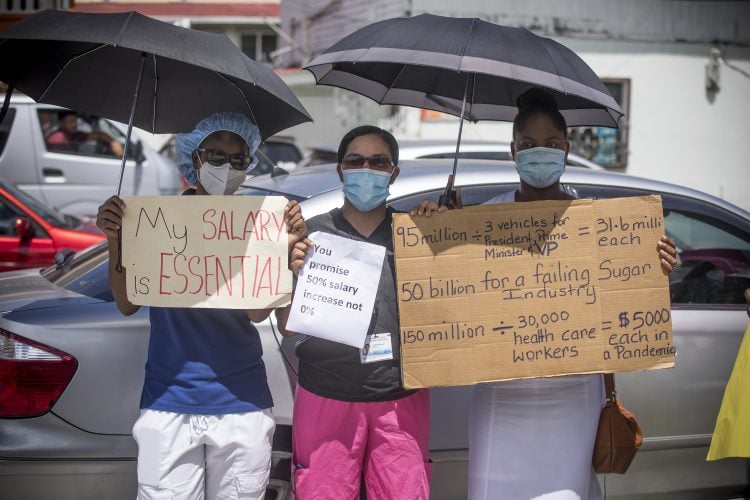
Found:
[341,154,395,172]
[195,148,253,171]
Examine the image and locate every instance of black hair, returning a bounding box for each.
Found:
[337,125,399,166]
[58,110,77,121]
[512,88,567,139]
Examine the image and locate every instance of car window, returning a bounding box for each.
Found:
[572,183,750,306]
[0,191,51,239]
[249,151,275,176]
[1,182,69,228]
[664,211,750,305]
[0,108,15,156]
[387,183,586,212]
[418,151,512,161]
[0,198,19,236]
[260,142,302,164]
[38,109,127,159]
[411,151,593,168]
[388,184,517,212]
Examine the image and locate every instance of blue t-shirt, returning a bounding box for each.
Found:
[140,307,273,414]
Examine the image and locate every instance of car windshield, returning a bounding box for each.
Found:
[0,181,72,228]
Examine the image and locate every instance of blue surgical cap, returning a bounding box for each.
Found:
[176,112,261,186]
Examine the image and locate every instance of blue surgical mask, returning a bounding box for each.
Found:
[342,169,392,212]
[515,147,566,189]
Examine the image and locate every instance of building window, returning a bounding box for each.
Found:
[568,79,630,169]
[241,33,277,62]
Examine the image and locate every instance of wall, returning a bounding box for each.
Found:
[278,0,750,211]
[566,39,750,211]
[278,70,393,148]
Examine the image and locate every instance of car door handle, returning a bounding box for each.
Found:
[42,168,66,183]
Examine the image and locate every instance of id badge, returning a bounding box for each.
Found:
[360,332,393,364]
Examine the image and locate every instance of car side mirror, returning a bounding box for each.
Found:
[15,217,34,242]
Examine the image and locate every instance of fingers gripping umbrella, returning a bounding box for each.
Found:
[0,9,312,196]
[304,13,623,206]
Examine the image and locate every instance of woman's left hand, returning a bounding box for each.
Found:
[658,235,678,274]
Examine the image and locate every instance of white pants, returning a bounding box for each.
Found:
[468,375,604,500]
[133,408,275,500]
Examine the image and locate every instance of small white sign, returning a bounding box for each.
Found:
[286,231,386,348]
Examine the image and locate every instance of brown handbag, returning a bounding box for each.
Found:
[592,373,643,474]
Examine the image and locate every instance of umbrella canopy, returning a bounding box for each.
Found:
[305,13,622,127]
[0,9,311,139]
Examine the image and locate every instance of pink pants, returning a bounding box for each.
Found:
[292,386,431,500]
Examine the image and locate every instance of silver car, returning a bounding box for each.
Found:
[1,160,749,499]
[396,140,606,170]
[0,94,182,218]
[298,140,606,170]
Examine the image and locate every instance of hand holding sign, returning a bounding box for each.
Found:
[286,232,385,348]
[395,195,675,389]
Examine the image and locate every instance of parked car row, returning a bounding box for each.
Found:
[1,159,748,499]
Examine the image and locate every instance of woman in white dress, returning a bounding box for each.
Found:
[413,88,677,500]
[470,88,603,500]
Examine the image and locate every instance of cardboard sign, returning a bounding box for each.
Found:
[393,195,675,389]
[122,195,292,309]
[286,231,386,348]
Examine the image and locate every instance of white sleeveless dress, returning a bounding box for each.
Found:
[468,190,605,500]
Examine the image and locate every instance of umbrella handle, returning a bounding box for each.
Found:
[438,175,462,209]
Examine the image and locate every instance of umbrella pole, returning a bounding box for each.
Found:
[116,52,147,197]
[439,75,470,208]
[115,52,147,273]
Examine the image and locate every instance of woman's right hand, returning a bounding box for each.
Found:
[290,238,314,277]
[96,195,125,240]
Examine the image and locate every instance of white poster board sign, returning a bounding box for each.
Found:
[122,195,292,309]
[286,231,386,348]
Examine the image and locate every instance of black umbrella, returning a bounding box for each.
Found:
[304,13,622,205]
[0,9,312,195]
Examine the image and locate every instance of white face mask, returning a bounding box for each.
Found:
[198,161,246,195]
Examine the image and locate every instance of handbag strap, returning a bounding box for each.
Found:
[604,373,616,402]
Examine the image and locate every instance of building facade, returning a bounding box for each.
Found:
[279,0,750,211]
[70,0,282,64]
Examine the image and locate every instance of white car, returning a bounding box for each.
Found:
[0,94,182,218]
[397,139,605,169]
[299,140,606,170]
